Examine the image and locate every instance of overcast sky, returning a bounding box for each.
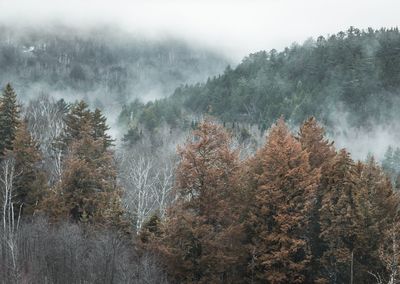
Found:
[1,0,399,61]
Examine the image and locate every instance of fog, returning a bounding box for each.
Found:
[1,0,399,161]
[328,109,400,162]
[1,0,399,61]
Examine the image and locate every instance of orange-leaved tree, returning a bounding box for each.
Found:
[247,118,319,283]
[158,119,246,283]
[297,117,336,282]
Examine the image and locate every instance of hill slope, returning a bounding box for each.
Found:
[120,27,400,134]
[0,25,229,108]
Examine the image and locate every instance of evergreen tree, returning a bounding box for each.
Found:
[122,127,142,146]
[62,102,113,151]
[0,83,20,156]
[298,117,336,282]
[355,157,398,282]
[298,117,336,169]
[62,100,92,148]
[381,146,400,189]
[393,148,400,174]
[9,120,47,216]
[382,146,394,172]
[248,118,319,283]
[43,124,126,230]
[158,120,245,283]
[319,149,362,283]
[91,108,113,149]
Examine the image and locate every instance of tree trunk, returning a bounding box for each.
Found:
[350,250,354,284]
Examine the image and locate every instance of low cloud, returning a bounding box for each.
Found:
[1,0,399,60]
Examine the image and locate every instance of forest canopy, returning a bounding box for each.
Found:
[119,27,400,136]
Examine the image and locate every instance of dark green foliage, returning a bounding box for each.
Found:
[382,145,400,188]
[91,108,114,148]
[0,83,20,156]
[10,120,47,216]
[62,100,112,151]
[63,100,92,145]
[120,27,400,133]
[122,127,142,146]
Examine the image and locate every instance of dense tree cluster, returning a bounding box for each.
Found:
[0,84,142,282]
[120,27,400,137]
[142,118,400,284]
[0,82,400,283]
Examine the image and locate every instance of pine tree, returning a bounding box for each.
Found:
[382,146,394,169]
[158,119,245,283]
[393,148,400,174]
[0,83,20,157]
[62,100,92,148]
[298,117,335,169]
[319,149,362,283]
[298,117,336,282]
[355,157,398,282]
[9,120,47,216]
[43,124,125,230]
[381,145,400,186]
[248,118,319,283]
[91,108,113,149]
[62,102,113,151]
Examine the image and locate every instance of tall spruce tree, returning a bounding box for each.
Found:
[158,120,245,283]
[354,157,398,282]
[8,120,47,216]
[43,102,126,230]
[319,149,362,283]
[91,108,113,149]
[298,117,337,282]
[44,125,125,228]
[0,83,20,157]
[248,118,319,283]
[62,100,92,149]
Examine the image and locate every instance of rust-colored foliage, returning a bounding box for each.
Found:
[157,119,246,283]
[319,149,361,282]
[248,118,319,283]
[297,117,336,281]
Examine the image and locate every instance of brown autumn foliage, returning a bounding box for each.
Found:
[145,117,400,283]
[297,117,337,282]
[155,119,246,283]
[246,118,319,283]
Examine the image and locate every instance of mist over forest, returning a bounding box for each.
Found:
[1,24,399,159]
[0,24,229,138]
[1,1,400,282]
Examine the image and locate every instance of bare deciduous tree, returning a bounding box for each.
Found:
[0,156,22,282]
[25,94,66,184]
[118,148,176,233]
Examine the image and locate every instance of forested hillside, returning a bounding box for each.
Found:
[119,27,400,135]
[0,25,228,107]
